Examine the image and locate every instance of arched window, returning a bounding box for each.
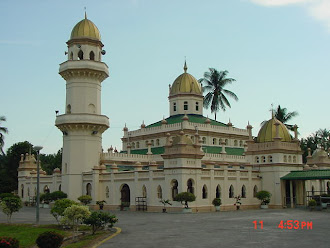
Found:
[86,183,92,196]
[156,139,160,146]
[288,156,292,162]
[145,140,148,147]
[88,103,96,114]
[255,156,259,163]
[151,140,154,146]
[311,186,315,196]
[187,179,194,194]
[173,102,177,112]
[136,142,140,148]
[284,155,287,162]
[157,185,162,199]
[239,140,243,147]
[234,140,238,146]
[293,156,296,163]
[58,184,61,191]
[89,51,95,60]
[142,185,147,198]
[196,102,199,111]
[229,185,234,198]
[219,139,222,145]
[262,156,266,163]
[213,138,216,145]
[70,52,73,60]
[268,156,273,163]
[27,187,30,197]
[66,104,71,114]
[21,184,24,198]
[106,186,110,198]
[241,185,246,198]
[202,137,206,144]
[78,50,83,60]
[253,185,258,197]
[132,142,135,149]
[216,185,221,198]
[225,139,228,145]
[184,101,188,110]
[44,185,50,193]
[171,180,178,200]
[202,185,208,199]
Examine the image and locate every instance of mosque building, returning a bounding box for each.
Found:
[17,15,330,211]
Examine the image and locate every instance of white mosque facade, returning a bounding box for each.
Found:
[17,16,330,212]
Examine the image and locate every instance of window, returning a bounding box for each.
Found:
[234,140,238,146]
[216,185,221,198]
[142,185,147,198]
[145,140,148,147]
[196,102,199,111]
[136,142,140,148]
[70,52,73,60]
[255,156,259,163]
[219,139,222,145]
[21,184,24,198]
[288,156,292,162]
[66,104,71,114]
[184,101,188,110]
[44,185,50,193]
[173,102,176,112]
[27,187,30,197]
[241,185,246,198]
[58,184,61,191]
[284,155,287,162]
[229,185,234,198]
[262,156,266,163]
[225,139,228,145]
[171,180,178,200]
[106,186,110,198]
[132,142,135,149]
[157,185,162,199]
[78,50,83,60]
[88,103,95,114]
[253,186,258,197]
[202,185,208,199]
[311,186,315,196]
[202,137,206,144]
[187,179,194,194]
[151,140,154,146]
[268,156,273,163]
[293,156,296,163]
[86,183,92,196]
[213,138,216,145]
[89,51,95,60]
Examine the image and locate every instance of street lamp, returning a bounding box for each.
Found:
[34,146,43,225]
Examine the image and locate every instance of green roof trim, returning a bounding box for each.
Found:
[129,147,165,155]
[146,114,227,128]
[281,170,330,180]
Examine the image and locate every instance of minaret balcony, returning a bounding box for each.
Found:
[55,113,109,131]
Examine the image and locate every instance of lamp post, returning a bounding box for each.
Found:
[34,146,43,226]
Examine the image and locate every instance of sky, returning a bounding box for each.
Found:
[1,0,330,155]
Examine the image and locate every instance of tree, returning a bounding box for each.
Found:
[61,205,91,235]
[273,105,298,131]
[78,195,92,205]
[174,192,196,208]
[0,116,8,155]
[50,198,78,224]
[199,68,238,120]
[84,211,118,235]
[256,191,271,205]
[40,149,62,175]
[1,197,23,223]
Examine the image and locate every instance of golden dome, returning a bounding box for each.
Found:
[170,62,202,96]
[70,14,101,40]
[172,134,193,146]
[257,117,292,143]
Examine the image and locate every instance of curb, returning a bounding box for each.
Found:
[92,227,121,248]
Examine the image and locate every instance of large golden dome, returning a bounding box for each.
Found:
[170,62,202,96]
[70,14,101,40]
[257,117,292,143]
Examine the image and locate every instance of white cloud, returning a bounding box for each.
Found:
[250,0,330,31]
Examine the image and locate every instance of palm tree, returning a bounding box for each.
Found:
[199,68,238,120]
[261,105,298,132]
[0,116,8,155]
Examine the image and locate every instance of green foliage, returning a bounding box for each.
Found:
[78,195,92,205]
[0,116,8,155]
[49,191,67,201]
[51,199,79,224]
[212,198,221,206]
[96,200,106,206]
[36,231,64,248]
[1,197,22,223]
[160,199,172,207]
[0,193,17,200]
[61,205,91,232]
[0,236,19,248]
[39,149,62,175]
[40,193,52,204]
[256,191,271,205]
[174,192,196,208]
[308,199,317,207]
[84,211,118,235]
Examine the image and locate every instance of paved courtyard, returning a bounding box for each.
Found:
[1,207,329,248]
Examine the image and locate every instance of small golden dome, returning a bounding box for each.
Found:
[70,15,101,40]
[257,117,292,143]
[170,62,202,96]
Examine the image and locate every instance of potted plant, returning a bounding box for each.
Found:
[308,199,317,211]
[174,192,196,213]
[96,200,106,210]
[212,198,221,211]
[256,190,271,209]
[160,199,172,213]
[234,195,241,210]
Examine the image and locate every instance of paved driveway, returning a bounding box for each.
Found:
[1,207,329,248]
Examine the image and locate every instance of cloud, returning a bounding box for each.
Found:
[250,0,330,30]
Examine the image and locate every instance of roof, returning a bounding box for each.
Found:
[257,117,292,143]
[70,15,101,40]
[146,114,227,128]
[281,170,330,180]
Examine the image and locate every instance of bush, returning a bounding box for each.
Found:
[0,193,18,201]
[49,191,67,201]
[40,193,52,204]
[308,199,317,207]
[174,192,196,208]
[36,231,64,248]
[78,195,92,205]
[51,199,79,224]
[1,197,22,223]
[0,237,19,248]
[84,211,118,234]
[61,205,91,232]
[256,191,272,205]
[212,198,221,206]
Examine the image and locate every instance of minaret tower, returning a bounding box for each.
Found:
[55,13,109,200]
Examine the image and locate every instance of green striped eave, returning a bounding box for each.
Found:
[122,146,244,156]
[281,170,330,180]
[146,114,227,128]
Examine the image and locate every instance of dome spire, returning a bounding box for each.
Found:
[184,60,188,73]
[84,7,87,19]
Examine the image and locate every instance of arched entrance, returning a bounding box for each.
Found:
[121,184,130,206]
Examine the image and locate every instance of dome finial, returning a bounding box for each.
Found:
[84,7,87,19]
[184,59,187,73]
[271,103,274,118]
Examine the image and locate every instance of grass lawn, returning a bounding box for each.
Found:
[62,231,109,248]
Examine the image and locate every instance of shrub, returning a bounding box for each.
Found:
[308,199,317,207]
[174,192,196,208]
[0,193,18,201]
[1,197,22,223]
[40,193,52,204]
[49,191,67,201]
[0,237,19,248]
[78,195,92,205]
[212,198,221,206]
[51,199,79,224]
[256,191,272,205]
[84,211,118,234]
[36,231,64,248]
[61,205,91,232]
